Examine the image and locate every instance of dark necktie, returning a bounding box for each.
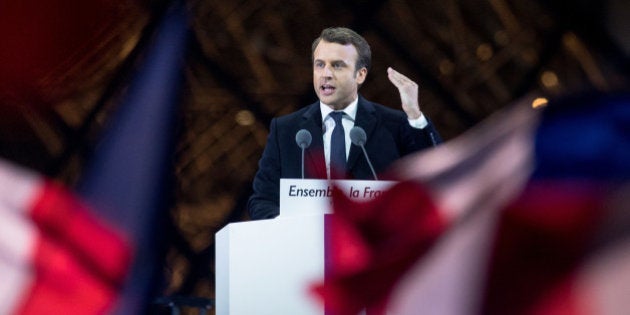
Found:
[329,111,346,179]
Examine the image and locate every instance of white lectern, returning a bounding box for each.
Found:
[215,179,396,315]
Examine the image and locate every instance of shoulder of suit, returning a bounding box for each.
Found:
[360,98,407,118]
[274,101,319,123]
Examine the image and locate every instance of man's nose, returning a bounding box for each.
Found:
[322,64,333,77]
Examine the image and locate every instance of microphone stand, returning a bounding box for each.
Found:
[358,144,378,180]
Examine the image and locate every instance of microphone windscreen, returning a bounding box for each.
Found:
[350,126,367,146]
[295,129,312,149]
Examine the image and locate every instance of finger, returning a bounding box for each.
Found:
[387,68,406,88]
[388,67,415,88]
[388,67,412,82]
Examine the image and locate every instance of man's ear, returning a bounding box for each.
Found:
[356,67,368,85]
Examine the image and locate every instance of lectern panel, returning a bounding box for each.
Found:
[216,214,325,315]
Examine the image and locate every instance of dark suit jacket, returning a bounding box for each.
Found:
[247,95,441,219]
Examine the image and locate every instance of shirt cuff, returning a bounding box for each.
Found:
[408,113,429,129]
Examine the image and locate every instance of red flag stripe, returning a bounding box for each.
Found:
[481,181,609,315]
[30,181,132,283]
[0,159,132,314]
[16,235,122,314]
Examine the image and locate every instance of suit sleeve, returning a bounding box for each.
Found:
[418,117,442,147]
[400,116,442,155]
[247,118,282,220]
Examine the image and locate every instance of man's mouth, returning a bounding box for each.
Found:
[320,84,335,95]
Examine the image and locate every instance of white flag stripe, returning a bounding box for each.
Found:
[0,160,43,315]
[0,210,37,315]
[0,159,42,214]
[389,206,500,315]
[0,205,37,265]
[0,261,32,315]
[576,239,630,315]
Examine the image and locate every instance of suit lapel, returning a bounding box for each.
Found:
[300,102,327,178]
[347,96,377,173]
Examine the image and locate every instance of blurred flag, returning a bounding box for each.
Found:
[76,1,189,314]
[0,159,131,314]
[314,91,630,315]
[477,91,630,315]
[0,1,189,314]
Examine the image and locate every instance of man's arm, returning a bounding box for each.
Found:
[247,119,282,220]
[388,67,442,146]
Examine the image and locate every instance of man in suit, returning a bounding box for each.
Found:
[248,27,441,220]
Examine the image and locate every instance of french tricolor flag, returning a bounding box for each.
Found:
[314,91,630,315]
[0,1,189,314]
[0,159,131,314]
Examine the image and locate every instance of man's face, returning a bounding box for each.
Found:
[313,40,367,110]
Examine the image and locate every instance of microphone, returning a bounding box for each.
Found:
[349,126,378,180]
[295,129,312,179]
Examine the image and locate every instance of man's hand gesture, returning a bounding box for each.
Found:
[387,67,422,119]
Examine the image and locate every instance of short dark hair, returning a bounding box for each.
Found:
[311,27,372,72]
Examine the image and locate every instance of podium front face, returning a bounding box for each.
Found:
[216,215,326,315]
[216,179,397,314]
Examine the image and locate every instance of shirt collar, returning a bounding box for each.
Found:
[320,97,358,122]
